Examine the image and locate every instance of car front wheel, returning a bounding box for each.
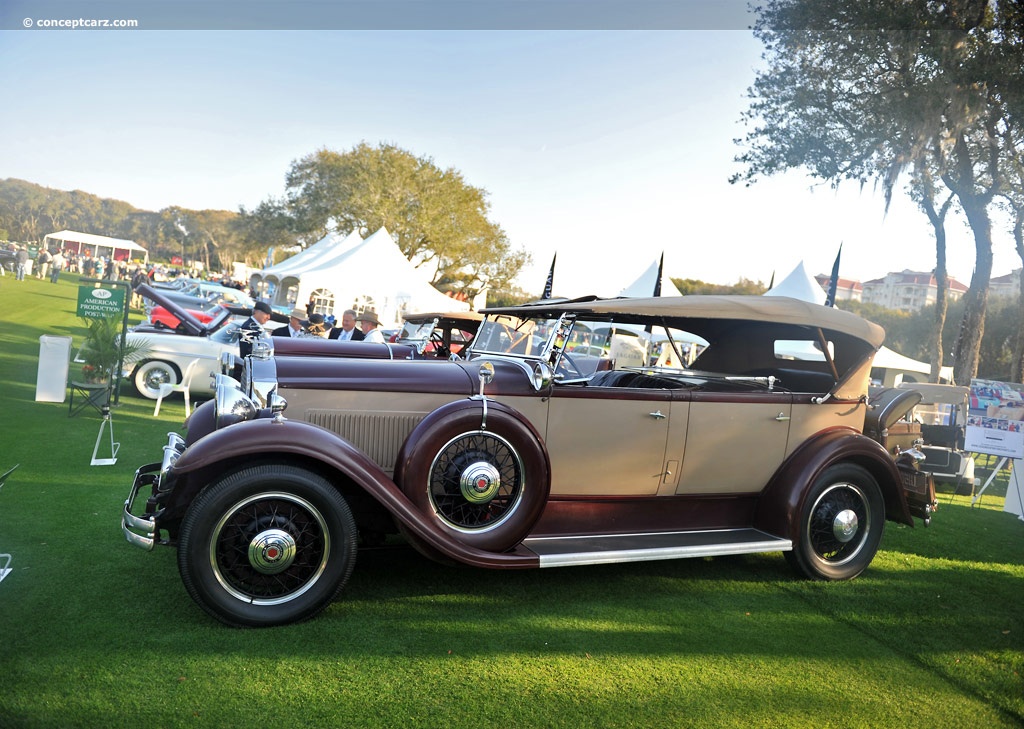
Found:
[132,359,179,400]
[177,464,357,627]
[785,463,885,581]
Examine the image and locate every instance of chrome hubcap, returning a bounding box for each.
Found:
[248,528,296,574]
[460,462,501,504]
[832,509,859,543]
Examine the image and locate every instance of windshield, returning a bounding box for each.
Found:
[399,319,438,343]
[471,314,560,357]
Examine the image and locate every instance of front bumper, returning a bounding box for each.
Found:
[121,432,186,550]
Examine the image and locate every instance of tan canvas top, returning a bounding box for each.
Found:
[484,295,885,348]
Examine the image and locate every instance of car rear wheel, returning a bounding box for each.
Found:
[785,463,885,581]
[133,359,179,400]
[396,400,550,552]
[177,464,357,627]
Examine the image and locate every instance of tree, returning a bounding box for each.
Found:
[262,142,528,298]
[732,0,1024,385]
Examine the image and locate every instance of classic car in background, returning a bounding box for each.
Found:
[898,382,978,493]
[123,294,936,627]
[394,311,484,357]
[148,302,225,330]
[128,283,418,400]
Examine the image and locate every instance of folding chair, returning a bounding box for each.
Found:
[69,381,109,417]
[154,358,199,417]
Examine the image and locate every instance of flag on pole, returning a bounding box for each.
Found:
[825,244,842,307]
[652,252,664,297]
[541,253,556,299]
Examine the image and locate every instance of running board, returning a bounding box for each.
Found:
[523,528,792,568]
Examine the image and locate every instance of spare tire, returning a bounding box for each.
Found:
[395,399,550,552]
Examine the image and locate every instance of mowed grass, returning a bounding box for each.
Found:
[0,273,1021,728]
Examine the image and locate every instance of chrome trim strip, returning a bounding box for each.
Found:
[524,528,792,568]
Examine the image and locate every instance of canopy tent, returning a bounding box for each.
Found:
[257,230,363,280]
[765,260,828,304]
[619,256,685,298]
[255,227,469,326]
[250,230,363,303]
[44,230,148,263]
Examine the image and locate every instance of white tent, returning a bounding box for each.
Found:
[44,230,148,262]
[765,261,827,304]
[619,257,684,298]
[250,231,363,304]
[256,227,469,326]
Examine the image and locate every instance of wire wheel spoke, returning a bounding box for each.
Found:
[808,485,867,562]
[429,432,523,530]
[213,496,326,598]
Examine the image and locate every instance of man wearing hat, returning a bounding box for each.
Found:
[239,301,274,360]
[357,310,386,343]
[273,307,307,338]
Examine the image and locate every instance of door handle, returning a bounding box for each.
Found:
[649,410,667,420]
[775,413,791,421]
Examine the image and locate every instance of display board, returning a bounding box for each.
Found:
[964,378,1024,459]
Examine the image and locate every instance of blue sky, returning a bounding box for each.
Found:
[1,25,1018,296]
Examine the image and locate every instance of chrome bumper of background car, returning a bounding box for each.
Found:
[122,432,187,551]
[122,463,160,551]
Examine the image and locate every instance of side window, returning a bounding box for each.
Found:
[774,339,833,362]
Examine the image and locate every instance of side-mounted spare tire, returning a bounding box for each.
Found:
[395,399,551,552]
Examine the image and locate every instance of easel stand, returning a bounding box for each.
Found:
[0,463,18,583]
[972,456,1009,507]
[91,404,120,466]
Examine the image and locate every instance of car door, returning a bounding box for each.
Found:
[674,391,794,495]
[544,383,673,497]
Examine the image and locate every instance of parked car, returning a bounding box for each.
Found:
[126,283,415,400]
[395,311,483,357]
[0,248,17,272]
[123,294,936,627]
[148,302,224,330]
[897,382,978,493]
[137,282,255,319]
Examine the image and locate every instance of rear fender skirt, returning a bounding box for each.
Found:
[164,417,538,569]
[754,427,913,539]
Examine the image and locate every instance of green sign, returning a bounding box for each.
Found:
[77,284,126,319]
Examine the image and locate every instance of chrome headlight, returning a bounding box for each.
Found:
[214,376,258,429]
[532,361,553,391]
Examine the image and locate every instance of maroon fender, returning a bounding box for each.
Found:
[394,398,552,551]
[754,426,913,540]
[162,417,539,569]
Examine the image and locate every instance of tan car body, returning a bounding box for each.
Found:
[123,295,934,627]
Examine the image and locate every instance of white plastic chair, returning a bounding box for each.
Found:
[154,358,199,417]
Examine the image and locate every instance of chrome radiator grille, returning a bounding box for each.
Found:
[305,410,424,471]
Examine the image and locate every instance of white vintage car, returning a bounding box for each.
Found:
[126,298,246,400]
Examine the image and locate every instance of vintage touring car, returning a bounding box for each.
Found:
[123,295,935,627]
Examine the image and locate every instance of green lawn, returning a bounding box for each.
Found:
[0,274,1021,728]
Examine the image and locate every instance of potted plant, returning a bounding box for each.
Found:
[79,315,150,385]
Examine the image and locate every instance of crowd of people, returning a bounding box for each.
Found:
[263,305,385,342]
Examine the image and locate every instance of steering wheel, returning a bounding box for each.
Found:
[429,331,451,359]
[556,352,584,379]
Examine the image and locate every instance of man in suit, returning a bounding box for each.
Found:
[273,307,306,338]
[328,308,364,341]
[239,301,273,359]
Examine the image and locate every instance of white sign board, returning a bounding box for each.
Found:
[964,379,1024,459]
